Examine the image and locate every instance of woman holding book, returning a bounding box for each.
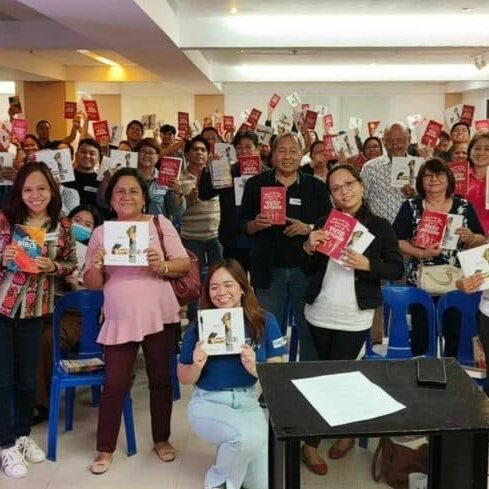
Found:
[178,258,286,489]
[84,167,190,474]
[301,164,403,475]
[393,157,484,357]
[0,162,76,479]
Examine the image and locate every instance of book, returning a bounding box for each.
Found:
[475,120,489,133]
[198,307,246,355]
[390,156,423,188]
[108,123,123,146]
[303,110,318,131]
[441,214,464,250]
[323,135,337,161]
[92,120,110,145]
[0,152,14,186]
[333,131,358,158]
[316,209,357,261]
[449,160,469,196]
[234,176,252,206]
[82,100,100,121]
[473,336,486,370]
[11,118,28,142]
[246,108,262,129]
[223,115,234,131]
[8,96,22,114]
[75,241,87,279]
[367,121,381,137]
[7,224,45,274]
[269,93,281,109]
[486,166,489,210]
[301,103,310,112]
[286,92,301,109]
[141,113,156,131]
[332,221,375,267]
[458,244,489,291]
[97,151,138,181]
[239,155,261,176]
[60,357,104,374]
[210,158,233,189]
[413,210,448,249]
[349,117,363,130]
[260,186,286,225]
[237,122,253,134]
[444,104,462,127]
[157,156,182,188]
[177,112,189,138]
[0,121,11,151]
[276,113,293,134]
[460,104,475,126]
[420,120,443,148]
[191,120,203,136]
[103,221,149,266]
[214,143,237,163]
[323,114,334,131]
[255,124,273,145]
[36,148,75,183]
[64,101,77,119]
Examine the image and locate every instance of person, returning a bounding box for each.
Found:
[84,168,190,474]
[241,132,331,361]
[35,118,80,150]
[160,124,185,158]
[35,204,103,424]
[0,162,76,478]
[178,259,286,489]
[118,140,132,152]
[300,140,330,183]
[362,136,383,162]
[450,141,468,162]
[434,130,452,161]
[393,157,485,357]
[201,127,223,147]
[21,134,41,162]
[300,164,403,475]
[450,122,471,144]
[125,120,144,149]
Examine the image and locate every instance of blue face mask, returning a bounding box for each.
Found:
[72,223,92,242]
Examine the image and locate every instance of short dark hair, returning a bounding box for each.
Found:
[104,168,150,218]
[450,122,471,137]
[439,130,450,141]
[184,135,211,154]
[160,124,176,135]
[201,126,223,143]
[134,137,160,154]
[416,157,455,198]
[467,133,489,167]
[126,120,144,133]
[233,130,258,149]
[326,163,363,189]
[68,204,103,228]
[35,120,51,132]
[22,134,41,149]
[3,162,62,232]
[309,140,323,158]
[77,138,102,162]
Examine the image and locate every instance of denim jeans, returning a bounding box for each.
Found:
[256,267,317,361]
[0,314,43,448]
[188,387,267,489]
[182,237,223,321]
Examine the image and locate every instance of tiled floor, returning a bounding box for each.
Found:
[0,353,448,488]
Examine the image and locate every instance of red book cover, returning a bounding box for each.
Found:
[64,102,77,119]
[420,120,443,148]
[92,120,109,145]
[269,93,281,109]
[158,157,182,187]
[11,118,28,142]
[223,115,234,131]
[83,100,100,121]
[316,209,357,261]
[475,119,489,132]
[247,108,262,129]
[323,114,334,130]
[460,105,475,126]
[177,112,190,132]
[8,96,22,114]
[368,121,380,137]
[300,103,310,112]
[260,187,286,225]
[303,110,318,131]
[239,155,261,176]
[323,135,337,161]
[449,160,469,196]
[414,210,448,248]
[237,122,253,133]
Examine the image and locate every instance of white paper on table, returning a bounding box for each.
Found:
[291,371,406,427]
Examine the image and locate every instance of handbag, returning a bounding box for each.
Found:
[153,216,201,306]
[371,437,428,489]
[417,262,463,296]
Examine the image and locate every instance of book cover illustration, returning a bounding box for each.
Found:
[367,121,381,137]
[109,123,123,145]
[260,186,286,225]
[333,130,358,158]
[11,118,28,142]
[0,152,14,186]
[92,120,110,145]
[276,113,293,134]
[82,100,100,121]
[75,241,88,281]
[441,214,464,250]
[246,108,262,129]
[286,92,301,108]
[239,155,261,176]
[103,221,149,266]
[391,157,423,188]
[37,148,75,183]
[141,113,156,131]
[234,176,252,206]
[444,104,462,127]
[420,120,443,148]
[303,110,318,131]
[223,115,234,131]
[214,143,237,163]
[255,124,273,145]
[349,117,363,130]
[269,93,281,109]
[414,210,448,249]
[110,149,138,169]
[158,157,182,188]
[323,114,334,131]
[198,307,246,355]
[64,101,77,119]
[7,224,45,274]
[460,104,475,126]
[458,244,489,291]
[8,96,22,115]
[210,157,233,189]
[315,209,357,261]
[0,121,11,151]
[61,357,104,374]
[331,221,375,268]
[449,160,469,196]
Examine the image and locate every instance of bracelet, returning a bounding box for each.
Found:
[159,261,169,276]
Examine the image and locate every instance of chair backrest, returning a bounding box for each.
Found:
[436,290,482,365]
[52,289,104,366]
[381,286,437,358]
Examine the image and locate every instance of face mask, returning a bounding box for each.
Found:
[71,223,92,242]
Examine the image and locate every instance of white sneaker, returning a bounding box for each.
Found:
[1,446,27,479]
[16,436,45,463]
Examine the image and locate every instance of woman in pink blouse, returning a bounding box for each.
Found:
[467,133,489,233]
[84,168,190,475]
[0,162,76,479]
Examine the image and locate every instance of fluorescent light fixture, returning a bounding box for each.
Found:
[0,81,15,94]
[230,7,238,14]
[77,50,120,66]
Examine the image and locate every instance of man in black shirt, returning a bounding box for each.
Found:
[242,132,331,361]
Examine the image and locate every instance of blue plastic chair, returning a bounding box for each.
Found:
[47,290,137,461]
[364,286,437,360]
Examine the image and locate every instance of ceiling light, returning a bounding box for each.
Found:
[230,7,238,14]
[76,50,120,66]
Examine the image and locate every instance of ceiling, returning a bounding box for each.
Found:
[0,0,488,92]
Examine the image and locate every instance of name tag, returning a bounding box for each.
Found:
[84,186,98,193]
[45,232,58,242]
[289,197,301,206]
[273,337,287,349]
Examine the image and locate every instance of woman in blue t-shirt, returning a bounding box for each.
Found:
[178,259,286,489]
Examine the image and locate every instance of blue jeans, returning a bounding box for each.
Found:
[182,238,223,321]
[188,387,267,489]
[256,267,317,361]
[0,314,43,448]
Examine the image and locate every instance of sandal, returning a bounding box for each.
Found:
[90,452,113,475]
[154,441,176,462]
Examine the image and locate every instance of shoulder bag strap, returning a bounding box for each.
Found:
[153,215,168,260]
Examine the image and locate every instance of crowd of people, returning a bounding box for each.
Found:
[0,97,489,489]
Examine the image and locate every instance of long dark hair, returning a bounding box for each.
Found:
[68,204,103,228]
[3,162,62,232]
[200,259,265,343]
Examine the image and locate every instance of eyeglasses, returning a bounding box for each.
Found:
[422,172,447,180]
[330,180,358,194]
[140,150,158,157]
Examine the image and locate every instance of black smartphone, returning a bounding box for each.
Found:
[416,357,447,387]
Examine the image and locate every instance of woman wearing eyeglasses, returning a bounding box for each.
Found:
[301,164,403,475]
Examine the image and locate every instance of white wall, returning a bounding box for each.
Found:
[462,89,489,121]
